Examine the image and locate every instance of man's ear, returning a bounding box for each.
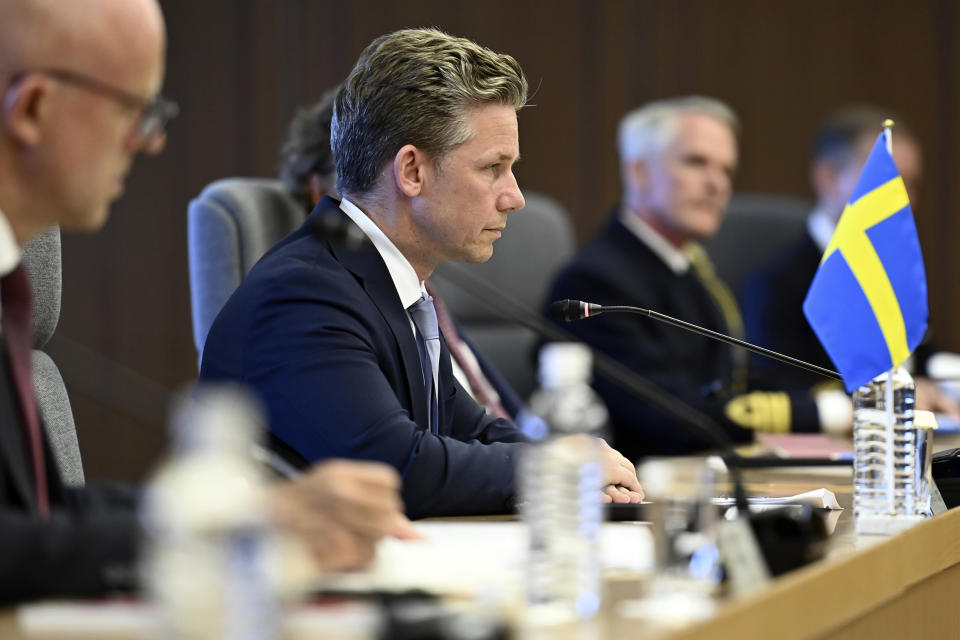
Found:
[393,144,427,197]
[627,157,649,191]
[810,161,837,201]
[2,75,48,148]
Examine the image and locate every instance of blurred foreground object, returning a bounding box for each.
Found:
[520,343,606,624]
[141,386,283,639]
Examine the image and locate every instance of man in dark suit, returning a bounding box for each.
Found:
[201,28,643,518]
[546,97,831,461]
[279,86,525,422]
[739,106,959,417]
[0,0,413,604]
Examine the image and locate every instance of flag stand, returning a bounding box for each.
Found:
[854,121,925,535]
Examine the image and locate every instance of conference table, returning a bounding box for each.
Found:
[5,438,960,639]
[627,464,960,640]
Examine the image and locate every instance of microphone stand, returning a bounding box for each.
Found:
[551,299,843,382]
[432,263,754,507]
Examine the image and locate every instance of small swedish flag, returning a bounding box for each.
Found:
[803,130,928,392]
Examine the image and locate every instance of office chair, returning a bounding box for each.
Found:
[187,178,305,367]
[22,226,84,487]
[705,192,811,291]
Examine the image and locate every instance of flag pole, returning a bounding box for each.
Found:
[883,119,895,154]
[883,118,896,516]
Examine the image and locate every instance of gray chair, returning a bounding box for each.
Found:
[21,226,84,487]
[431,191,576,398]
[704,192,812,291]
[187,178,305,366]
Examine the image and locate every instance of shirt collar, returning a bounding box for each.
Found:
[0,207,22,277]
[619,207,691,275]
[339,197,424,308]
[807,207,835,253]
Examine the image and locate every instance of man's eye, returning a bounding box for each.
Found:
[489,164,502,176]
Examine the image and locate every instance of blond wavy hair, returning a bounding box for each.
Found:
[332,28,527,196]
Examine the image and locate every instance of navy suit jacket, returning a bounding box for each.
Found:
[738,230,832,390]
[0,343,139,604]
[200,197,526,519]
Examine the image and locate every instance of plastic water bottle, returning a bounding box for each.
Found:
[519,342,607,624]
[852,366,929,534]
[141,386,282,639]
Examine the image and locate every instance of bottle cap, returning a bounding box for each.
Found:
[170,384,265,454]
[538,342,592,388]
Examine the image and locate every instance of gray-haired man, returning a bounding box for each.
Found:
[547,96,827,459]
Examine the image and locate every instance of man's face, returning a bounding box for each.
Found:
[411,103,525,265]
[629,113,738,244]
[40,7,167,232]
[818,133,922,223]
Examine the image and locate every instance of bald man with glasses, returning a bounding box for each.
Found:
[0,0,414,604]
[9,67,179,140]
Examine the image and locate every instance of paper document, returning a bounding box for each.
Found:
[712,488,842,510]
[317,521,654,598]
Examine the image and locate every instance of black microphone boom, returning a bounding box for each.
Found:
[433,266,850,472]
[550,299,843,383]
[434,265,735,451]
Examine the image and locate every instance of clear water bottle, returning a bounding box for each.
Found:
[853,366,929,535]
[519,342,607,624]
[141,385,282,639]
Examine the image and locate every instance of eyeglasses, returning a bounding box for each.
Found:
[8,68,179,142]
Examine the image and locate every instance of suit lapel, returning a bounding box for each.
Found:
[314,202,431,431]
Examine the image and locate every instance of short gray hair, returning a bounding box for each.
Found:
[617,96,739,165]
[332,28,528,196]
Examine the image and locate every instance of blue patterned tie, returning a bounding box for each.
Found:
[408,294,440,433]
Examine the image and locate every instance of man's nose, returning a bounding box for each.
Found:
[499,174,525,212]
[140,131,167,156]
[706,166,730,194]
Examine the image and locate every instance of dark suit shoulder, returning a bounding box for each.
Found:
[549,217,668,306]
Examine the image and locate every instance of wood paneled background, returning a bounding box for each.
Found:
[57,0,960,481]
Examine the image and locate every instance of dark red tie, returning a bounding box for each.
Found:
[2,265,49,516]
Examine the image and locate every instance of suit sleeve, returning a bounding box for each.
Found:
[0,483,140,605]
[225,264,525,519]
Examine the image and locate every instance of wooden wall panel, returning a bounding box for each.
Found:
[53,0,960,481]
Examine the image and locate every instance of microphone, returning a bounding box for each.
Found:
[550,299,843,383]
[550,299,603,322]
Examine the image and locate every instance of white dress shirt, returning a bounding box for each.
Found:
[338,198,482,398]
[619,207,691,275]
[0,207,24,325]
[807,207,836,253]
[339,198,426,325]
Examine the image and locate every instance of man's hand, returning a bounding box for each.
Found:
[554,435,643,503]
[915,377,960,420]
[597,438,644,503]
[266,459,419,572]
